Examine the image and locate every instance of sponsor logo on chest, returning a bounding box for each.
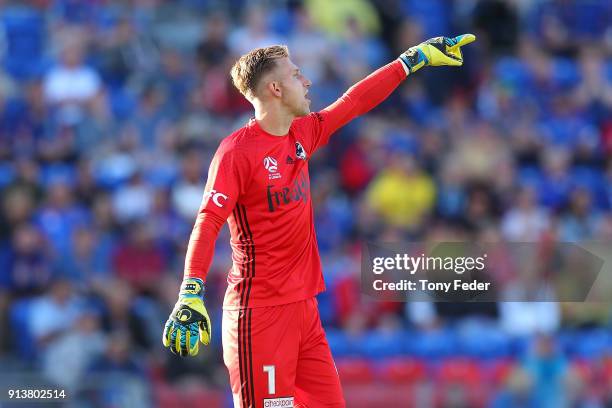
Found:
[266,169,310,212]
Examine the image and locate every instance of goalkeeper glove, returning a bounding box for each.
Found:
[162,277,211,356]
[399,34,476,75]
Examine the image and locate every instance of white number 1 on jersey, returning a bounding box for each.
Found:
[263,365,276,394]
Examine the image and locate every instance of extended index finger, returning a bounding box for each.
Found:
[451,33,476,48]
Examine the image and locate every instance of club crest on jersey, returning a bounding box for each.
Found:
[295,142,307,160]
[264,156,281,180]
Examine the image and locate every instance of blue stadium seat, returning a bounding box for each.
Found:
[402,0,451,38]
[510,335,533,358]
[1,7,45,80]
[359,330,405,358]
[405,329,457,359]
[108,87,137,122]
[326,329,358,357]
[494,57,529,87]
[8,298,37,361]
[552,58,579,88]
[568,329,611,359]
[0,163,15,187]
[571,167,606,207]
[457,327,512,360]
[517,166,543,187]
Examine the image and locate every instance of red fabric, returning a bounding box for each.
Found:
[184,60,406,310]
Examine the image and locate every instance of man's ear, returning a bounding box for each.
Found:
[267,81,282,98]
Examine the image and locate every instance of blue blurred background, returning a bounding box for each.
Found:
[0,0,611,407]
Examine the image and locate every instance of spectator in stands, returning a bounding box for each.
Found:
[228,6,284,56]
[288,7,331,85]
[41,309,106,391]
[35,179,89,257]
[366,152,435,230]
[334,16,386,83]
[132,84,171,147]
[6,223,54,295]
[523,335,570,408]
[62,226,112,286]
[43,27,102,126]
[499,291,560,338]
[85,330,151,408]
[29,277,83,348]
[112,220,167,292]
[491,368,536,408]
[558,188,599,241]
[97,17,159,87]
[157,49,194,118]
[196,12,230,72]
[97,279,153,352]
[196,14,246,115]
[171,149,205,220]
[501,186,550,241]
[1,79,47,154]
[112,171,154,222]
[0,185,36,240]
[574,46,612,117]
[538,147,573,210]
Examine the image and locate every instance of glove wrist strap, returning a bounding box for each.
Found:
[399,48,428,76]
[180,277,205,298]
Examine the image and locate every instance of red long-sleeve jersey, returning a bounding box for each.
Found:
[185,60,407,310]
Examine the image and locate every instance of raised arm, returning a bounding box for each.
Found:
[317,59,407,137]
[300,34,475,153]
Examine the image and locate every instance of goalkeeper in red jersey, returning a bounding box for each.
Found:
[162,34,475,408]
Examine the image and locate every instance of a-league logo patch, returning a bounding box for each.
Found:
[264,156,281,180]
[295,142,307,160]
[263,397,294,407]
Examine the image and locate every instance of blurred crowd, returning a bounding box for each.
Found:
[0,0,611,406]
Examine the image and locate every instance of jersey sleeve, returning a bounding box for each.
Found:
[295,60,407,155]
[183,142,249,281]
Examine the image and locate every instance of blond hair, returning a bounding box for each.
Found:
[230,45,289,98]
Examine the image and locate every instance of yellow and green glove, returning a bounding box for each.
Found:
[399,34,476,75]
[162,277,211,356]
